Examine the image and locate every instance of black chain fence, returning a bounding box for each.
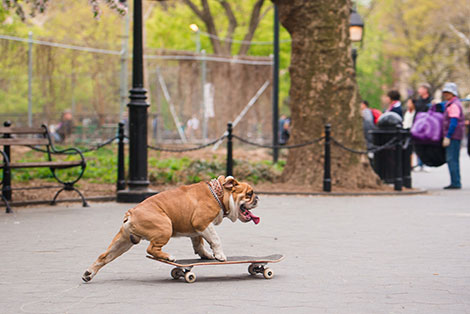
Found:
[3,122,412,196]
[232,134,325,149]
[28,135,119,155]
[147,136,226,153]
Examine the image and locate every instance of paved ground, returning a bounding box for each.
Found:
[0,151,469,313]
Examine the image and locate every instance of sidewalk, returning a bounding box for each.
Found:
[1,192,470,313]
[0,151,469,313]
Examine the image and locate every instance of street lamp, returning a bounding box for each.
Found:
[117,0,155,203]
[349,8,364,70]
[189,23,201,53]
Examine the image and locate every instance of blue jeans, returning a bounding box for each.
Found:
[417,156,423,167]
[446,139,461,187]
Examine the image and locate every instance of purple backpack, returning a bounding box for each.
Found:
[410,105,443,144]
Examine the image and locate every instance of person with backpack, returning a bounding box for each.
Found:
[361,100,381,125]
[441,82,465,189]
[360,100,377,150]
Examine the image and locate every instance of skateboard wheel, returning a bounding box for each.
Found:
[184,271,196,283]
[171,268,182,279]
[263,268,274,279]
[248,264,257,275]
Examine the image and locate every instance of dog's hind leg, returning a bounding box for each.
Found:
[146,230,174,262]
[82,223,136,283]
[191,236,214,260]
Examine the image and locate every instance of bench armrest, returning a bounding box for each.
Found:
[0,149,10,166]
[0,149,10,186]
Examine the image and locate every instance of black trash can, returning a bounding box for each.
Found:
[371,128,399,184]
[370,112,412,189]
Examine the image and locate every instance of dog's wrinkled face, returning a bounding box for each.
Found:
[223,176,260,224]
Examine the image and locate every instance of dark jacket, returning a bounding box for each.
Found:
[415,96,433,113]
[389,105,403,118]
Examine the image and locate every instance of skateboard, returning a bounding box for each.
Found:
[146,254,284,283]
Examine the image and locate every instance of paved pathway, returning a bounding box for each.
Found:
[0,151,469,313]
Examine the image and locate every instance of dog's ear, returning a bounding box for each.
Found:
[223,176,238,189]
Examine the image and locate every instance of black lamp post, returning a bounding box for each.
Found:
[349,8,364,71]
[117,0,155,202]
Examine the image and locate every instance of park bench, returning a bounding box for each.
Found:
[0,122,88,213]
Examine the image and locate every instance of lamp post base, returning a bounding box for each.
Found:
[117,188,157,203]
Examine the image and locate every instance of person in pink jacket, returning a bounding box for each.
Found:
[441,83,465,189]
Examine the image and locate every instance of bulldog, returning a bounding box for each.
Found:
[82,175,259,282]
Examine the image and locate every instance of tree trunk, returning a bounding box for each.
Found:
[274,0,379,189]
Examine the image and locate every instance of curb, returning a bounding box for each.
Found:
[255,189,428,197]
[7,189,428,207]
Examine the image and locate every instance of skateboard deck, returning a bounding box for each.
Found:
[147,254,284,283]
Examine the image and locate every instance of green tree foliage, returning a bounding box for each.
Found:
[355,3,393,108]
[361,0,468,95]
[1,0,126,20]
[0,2,123,124]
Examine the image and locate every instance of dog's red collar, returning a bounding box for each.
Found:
[207,178,228,216]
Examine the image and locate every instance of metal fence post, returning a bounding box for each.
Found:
[394,129,403,191]
[226,123,233,177]
[117,122,126,191]
[2,121,12,209]
[402,129,412,188]
[323,124,331,192]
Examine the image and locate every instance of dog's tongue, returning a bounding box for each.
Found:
[247,212,260,225]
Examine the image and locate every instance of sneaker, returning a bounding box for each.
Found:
[443,185,461,190]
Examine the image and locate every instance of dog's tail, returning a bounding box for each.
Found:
[123,212,142,244]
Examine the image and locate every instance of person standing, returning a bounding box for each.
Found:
[55,110,74,143]
[360,100,376,150]
[185,115,200,140]
[415,83,433,113]
[403,98,417,129]
[278,114,286,141]
[384,90,403,118]
[441,82,465,189]
[280,116,291,145]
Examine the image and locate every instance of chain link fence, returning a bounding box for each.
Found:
[0,35,273,146]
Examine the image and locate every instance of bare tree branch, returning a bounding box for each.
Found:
[183,0,222,54]
[238,0,266,56]
[448,23,470,47]
[218,0,238,54]
[200,0,223,54]
[183,0,204,20]
[260,4,273,21]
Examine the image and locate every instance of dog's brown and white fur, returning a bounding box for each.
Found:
[82,176,258,282]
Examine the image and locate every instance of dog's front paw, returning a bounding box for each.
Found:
[167,255,176,262]
[214,252,227,262]
[197,249,215,260]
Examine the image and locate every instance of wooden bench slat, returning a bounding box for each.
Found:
[0,127,45,134]
[0,138,49,146]
[0,161,82,169]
